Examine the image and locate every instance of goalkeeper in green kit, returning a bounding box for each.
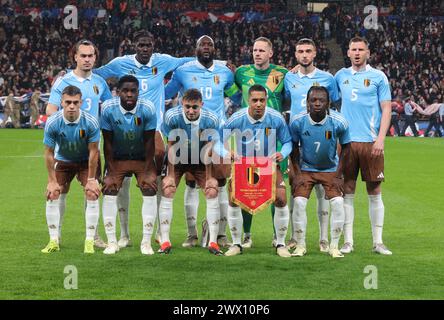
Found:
[234,37,289,248]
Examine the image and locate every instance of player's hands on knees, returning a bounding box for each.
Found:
[162,175,176,195]
[270,152,283,162]
[46,182,61,201]
[85,179,101,200]
[371,138,384,158]
[205,177,218,198]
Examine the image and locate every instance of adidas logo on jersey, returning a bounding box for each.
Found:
[343,80,349,85]
[377,172,384,179]
[303,131,310,136]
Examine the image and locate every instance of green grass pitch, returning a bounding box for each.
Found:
[0,129,443,299]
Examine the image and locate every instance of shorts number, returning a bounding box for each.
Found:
[200,87,212,99]
[141,79,148,91]
[84,98,92,111]
[314,141,321,153]
[351,89,358,101]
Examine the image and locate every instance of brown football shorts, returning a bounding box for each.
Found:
[103,160,157,193]
[292,171,342,199]
[343,142,385,182]
[55,160,101,193]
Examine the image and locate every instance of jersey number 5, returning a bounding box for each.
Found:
[351,89,358,101]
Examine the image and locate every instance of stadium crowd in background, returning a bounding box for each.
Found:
[0,0,443,136]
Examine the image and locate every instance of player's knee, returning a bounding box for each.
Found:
[162,186,176,198]
[141,188,156,197]
[185,180,196,188]
[205,187,218,199]
[275,194,287,208]
[86,190,99,201]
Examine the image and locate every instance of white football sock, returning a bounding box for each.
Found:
[369,194,384,245]
[218,186,228,236]
[142,196,157,243]
[292,197,308,246]
[184,185,199,237]
[85,200,99,240]
[227,205,243,245]
[58,193,66,239]
[314,184,329,242]
[206,197,220,244]
[46,199,60,241]
[343,194,355,245]
[274,205,290,246]
[288,196,294,238]
[155,176,162,240]
[102,195,118,244]
[159,196,173,243]
[117,176,131,239]
[329,197,345,247]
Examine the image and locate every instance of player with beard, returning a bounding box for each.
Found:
[284,38,339,253]
[164,35,240,249]
[46,40,112,249]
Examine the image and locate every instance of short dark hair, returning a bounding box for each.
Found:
[296,38,316,49]
[134,30,154,43]
[61,85,82,98]
[307,85,330,105]
[349,36,369,48]
[182,88,202,102]
[118,75,139,89]
[72,39,99,61]
[248,84,267,96]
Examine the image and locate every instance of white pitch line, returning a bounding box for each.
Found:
[0,155,42,158]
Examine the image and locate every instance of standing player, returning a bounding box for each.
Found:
[46,39,112,248]
[215,85,292,257]
[41,85,101,253]
[335,37,392,255]
[164,35,240,248]
[284,38,340,252]
[289,86,350,258]
[94,30,194,248]
[234,37,288,248]
[100,76,157,255]
[160,89,222,255]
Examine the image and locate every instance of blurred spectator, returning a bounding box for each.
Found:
[401,98,419,137]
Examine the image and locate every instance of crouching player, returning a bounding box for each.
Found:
[100,75,158,255]
[288,86,350,258]
[215,84,293,257]
[41,85,101,253]
[159,88,223,255]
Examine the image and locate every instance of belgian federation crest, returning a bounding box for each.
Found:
[134,117,142,126]
[93,85,99,95]
[214,75,220,85]
[79,129,86,138]
[312,81,320,87]
[231,156,276,215]
[325,130,332,140]
[152,67,158,75]
[364,79,371,87]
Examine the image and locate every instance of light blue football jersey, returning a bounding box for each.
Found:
[335,65,391,142]
[216,107,292,158]
[162,106,220,165]
[289,110,350,172]
[164,60,240,122]
[100,97,157,160]
[43,110,100,162]
[48,71,112,119]
[284,68,339,117]
[94,53,194,130]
